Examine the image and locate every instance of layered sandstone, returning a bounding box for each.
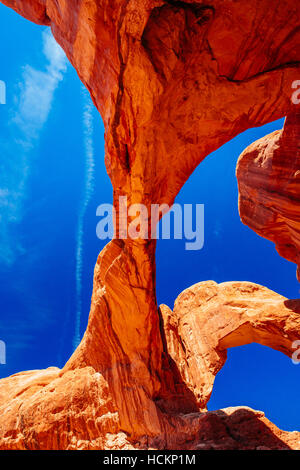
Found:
[1,281,300,450]
[0,0,299,450]
[237,111,300,280]
[161,281,300,410]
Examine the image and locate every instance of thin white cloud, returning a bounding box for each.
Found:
[0,29,67,265]
[13,31,67,140]
[73,88,95,350]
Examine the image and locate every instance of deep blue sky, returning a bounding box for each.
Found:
[0,5,299,431]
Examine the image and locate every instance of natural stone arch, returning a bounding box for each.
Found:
[161,281,300,409]
[0,0,299,449]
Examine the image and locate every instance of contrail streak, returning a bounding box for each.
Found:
[73,89,95,350]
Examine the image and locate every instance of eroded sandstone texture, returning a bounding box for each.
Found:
[0,0,299,450]
[237,111,300,280]
[161,281,300,410]
[1,281,300,450]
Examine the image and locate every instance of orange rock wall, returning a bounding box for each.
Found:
[0,0,299,450]
[237,111,300,280]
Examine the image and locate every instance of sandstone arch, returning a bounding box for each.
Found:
[0,0,299,449]
[161,281,300,410]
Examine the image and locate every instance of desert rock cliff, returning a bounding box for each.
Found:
[237,111,300,280]
[0,0,299,449]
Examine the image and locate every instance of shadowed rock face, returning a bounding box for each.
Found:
[237,111,300,280]
[0,0,299,449]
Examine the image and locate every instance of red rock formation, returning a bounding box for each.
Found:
[237,111,300,280]
[1,281,300,449]
[161,281,300,410]
[0,0,299,449]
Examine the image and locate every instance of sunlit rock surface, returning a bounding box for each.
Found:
[0,0,299,450]
[1,281,300,450]
[237,111,300,280]
[161,281,300,410]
